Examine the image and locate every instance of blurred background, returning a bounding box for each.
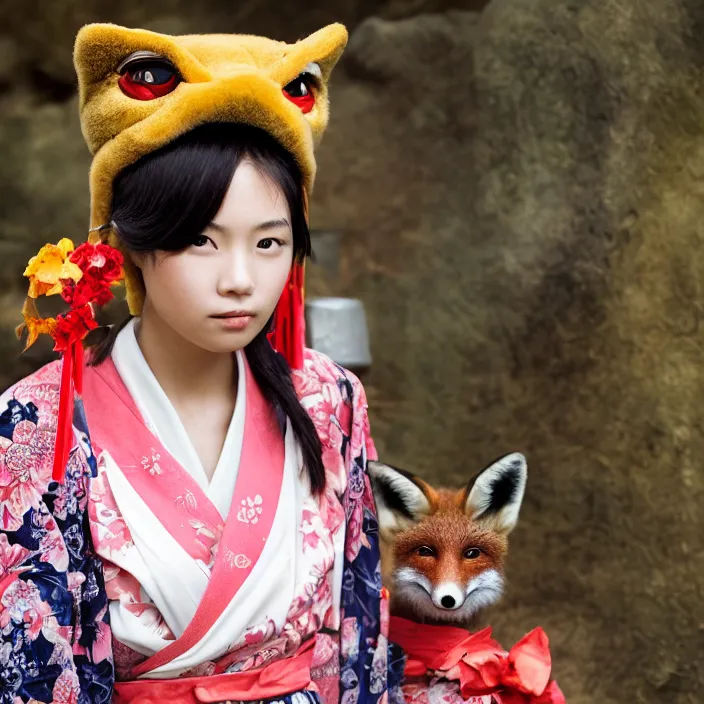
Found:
[1,1,704,702]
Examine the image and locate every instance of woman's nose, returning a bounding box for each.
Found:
[217,251,255,296]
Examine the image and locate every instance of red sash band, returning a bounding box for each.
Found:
[114,637,317,703]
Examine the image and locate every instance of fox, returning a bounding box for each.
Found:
[368,453,527,627]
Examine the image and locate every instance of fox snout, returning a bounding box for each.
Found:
[394,564,506,622]
[434,583,463,610]
[369,453,527,627]
[396,569,468,609]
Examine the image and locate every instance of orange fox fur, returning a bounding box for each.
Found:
[369,453,527,628]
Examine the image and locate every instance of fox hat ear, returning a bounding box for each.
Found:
[464,453,527,534]
[368,461,432,535]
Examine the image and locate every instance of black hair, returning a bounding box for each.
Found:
[88,123,324,493]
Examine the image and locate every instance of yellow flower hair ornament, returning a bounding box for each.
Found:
[17,236,125,481]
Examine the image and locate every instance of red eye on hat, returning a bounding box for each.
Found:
[118,53,181,100]
[282,73,316,114]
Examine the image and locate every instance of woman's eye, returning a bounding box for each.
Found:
[463,548,481,560]
[192,235,212,248]
[417,546,435,557]
[118,59,180,100]
[257,238,282,250]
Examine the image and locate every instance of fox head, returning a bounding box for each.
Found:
[369,453,527,626]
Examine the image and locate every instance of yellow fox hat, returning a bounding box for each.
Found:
[16,23,348,482]
[73,22,348,315]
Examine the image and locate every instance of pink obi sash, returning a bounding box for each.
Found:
[113,638,317,703]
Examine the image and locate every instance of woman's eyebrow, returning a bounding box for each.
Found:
[255,218,291,231]
[206,218,291,232]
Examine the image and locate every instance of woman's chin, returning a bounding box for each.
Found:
[202,334,252,354]
[203,328,263,354]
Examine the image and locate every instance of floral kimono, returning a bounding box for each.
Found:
[0,323,405,703]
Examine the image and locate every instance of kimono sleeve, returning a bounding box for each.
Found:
[0,377,114,703]
[338,371,406,704]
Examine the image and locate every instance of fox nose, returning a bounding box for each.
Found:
[432,582,464,610]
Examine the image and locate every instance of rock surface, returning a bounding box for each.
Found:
[1,1,703,702]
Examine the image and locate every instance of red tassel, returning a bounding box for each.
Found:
[73,339,84,395]
[52,346,74,481]
[290,263,305,369]
[51,340,84,482]
[267,190,309,370]
[269,262,306,370]
[271,271,291,357]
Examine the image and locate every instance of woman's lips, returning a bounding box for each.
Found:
[211,312,255,331]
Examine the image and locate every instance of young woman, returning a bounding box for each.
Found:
[0,21,404,704]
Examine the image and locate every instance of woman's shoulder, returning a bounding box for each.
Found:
[295,348,375,485]
[0,359,63,415]
[295,347,367,405]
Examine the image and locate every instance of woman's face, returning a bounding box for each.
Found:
[135,159,294,354]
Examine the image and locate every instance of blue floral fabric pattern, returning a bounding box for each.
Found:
[0,352,405,703]
[0,364,113,704]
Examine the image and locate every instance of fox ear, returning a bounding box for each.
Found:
[464,453,527,534]
[368,461,432,535]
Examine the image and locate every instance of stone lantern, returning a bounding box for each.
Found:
[305,230,372,376]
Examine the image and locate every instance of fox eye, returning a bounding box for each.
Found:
[118,52,181,100]
[417,546,435,557]
[463,547,481,560]
[282,73,317,114]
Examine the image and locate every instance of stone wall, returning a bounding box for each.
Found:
[2,1,703,701]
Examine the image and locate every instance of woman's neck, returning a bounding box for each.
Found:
[135,306,237,407]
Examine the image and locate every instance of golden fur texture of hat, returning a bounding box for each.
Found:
[73,22,348,314]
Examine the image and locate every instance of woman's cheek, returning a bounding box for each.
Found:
[158,257,205,311]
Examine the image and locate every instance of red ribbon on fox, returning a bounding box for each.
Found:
[389,616,565,704]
